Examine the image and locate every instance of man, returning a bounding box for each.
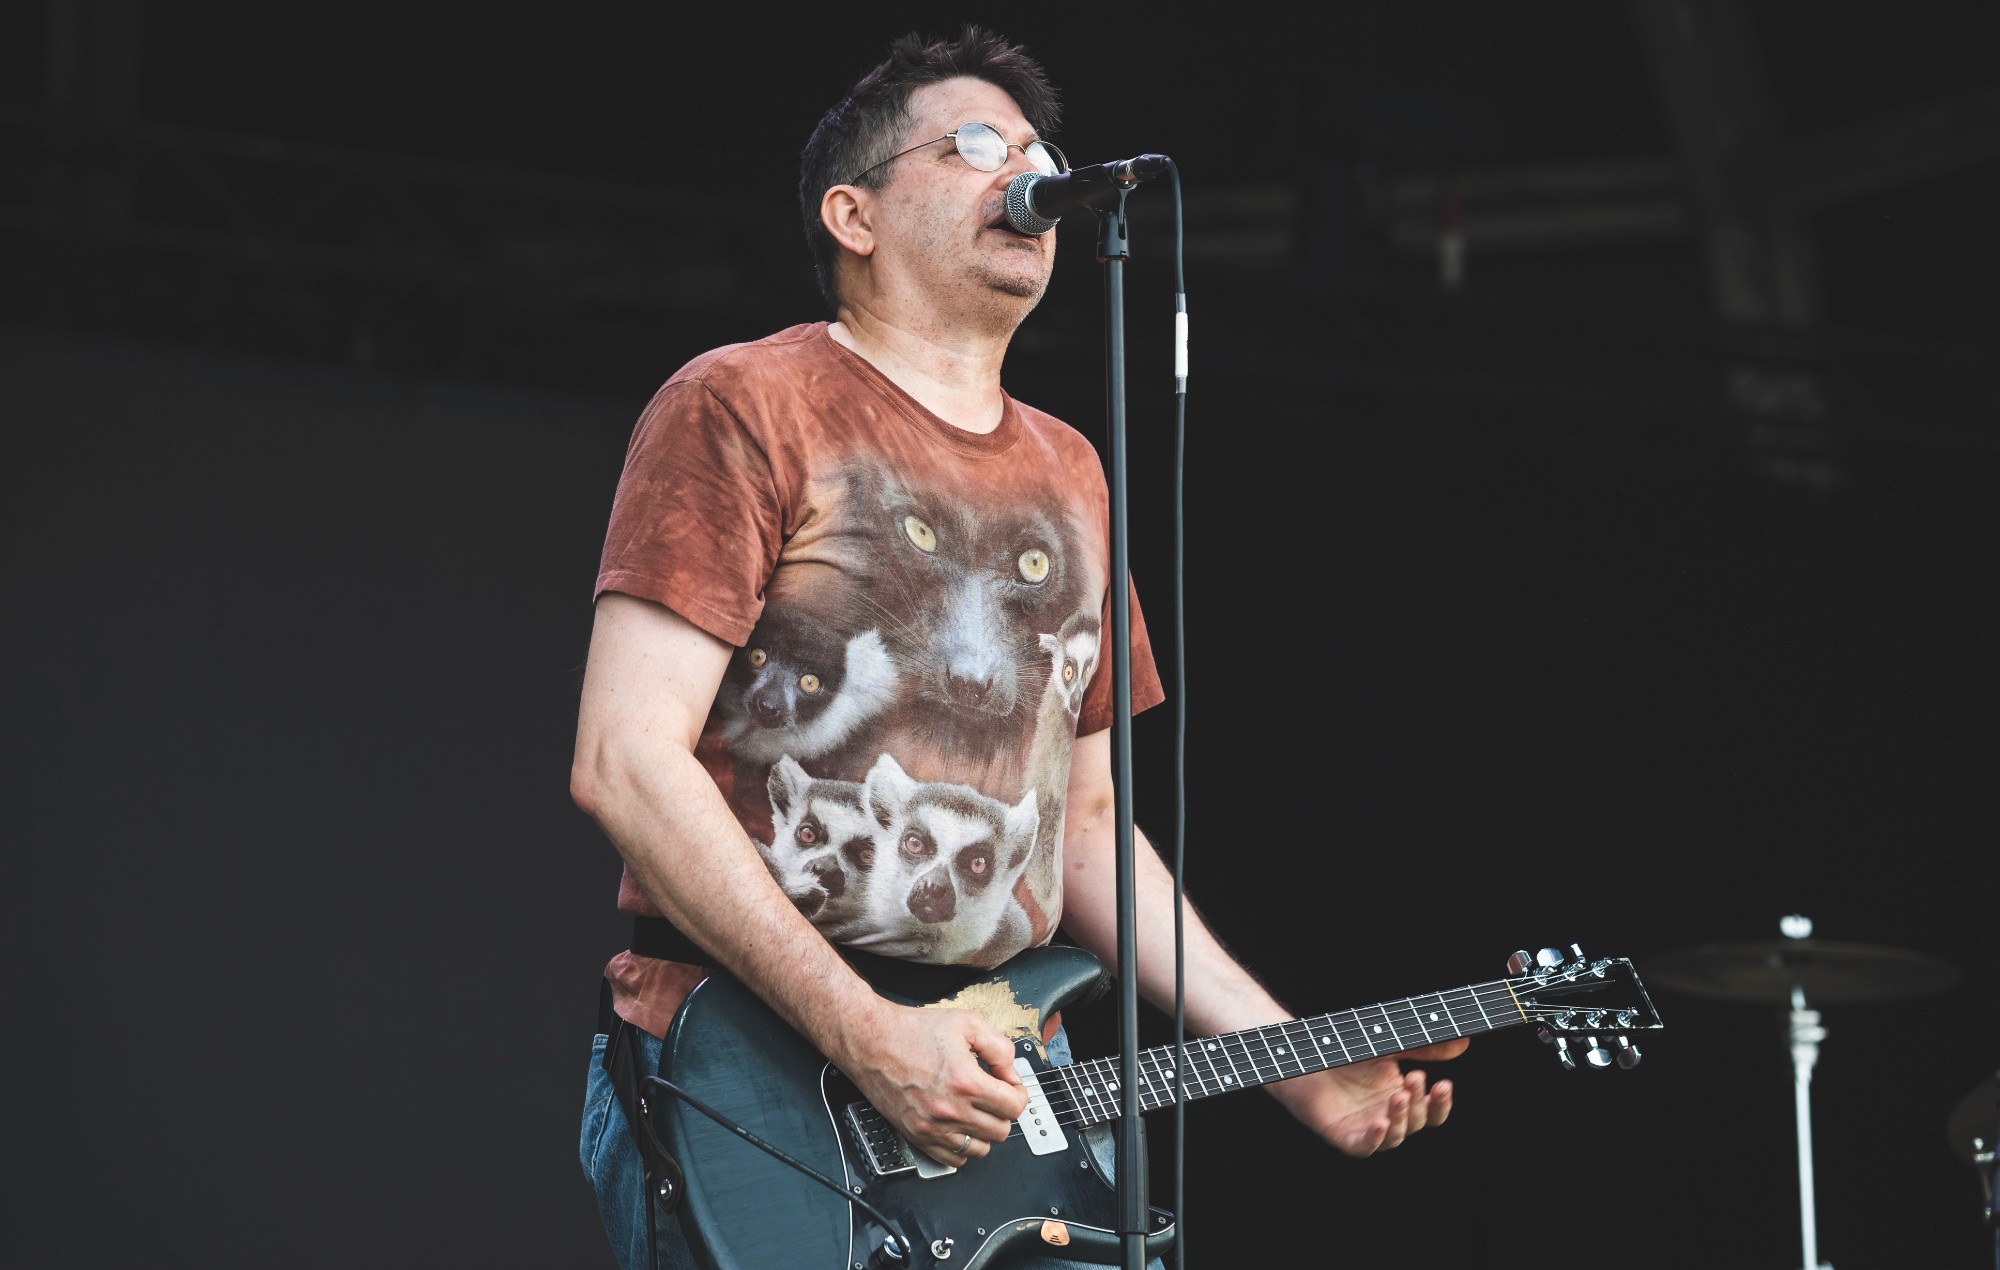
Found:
[571,25,1465,1269]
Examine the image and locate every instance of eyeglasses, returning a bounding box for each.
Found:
[850,121,1068,186]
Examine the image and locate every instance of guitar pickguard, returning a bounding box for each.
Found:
[821,1037,1172,1268]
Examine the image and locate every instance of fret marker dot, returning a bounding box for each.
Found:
[1319,1037,1331,1046]
[1373,1025,1384,1034]
[1276,1047,1288,1055]
[1223,1075,1235,1085]
[1429,1013,1440,1022]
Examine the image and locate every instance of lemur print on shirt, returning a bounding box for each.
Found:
[849,753,1040,967]
[756,756,879,938]
[723,456,1105,966]
[1020,610,1102,927]
[718,623,897,767]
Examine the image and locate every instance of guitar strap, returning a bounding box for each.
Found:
[598,976,686,1250]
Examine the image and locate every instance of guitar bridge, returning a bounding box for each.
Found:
[845,1103,926,1178]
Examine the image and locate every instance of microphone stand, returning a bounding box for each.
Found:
[1094,183,1150,1270]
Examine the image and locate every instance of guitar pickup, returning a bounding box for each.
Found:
[1013,1057,1070,1157]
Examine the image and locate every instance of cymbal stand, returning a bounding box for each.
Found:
[1977,1070,1997,1270]
[1789,984,1832,1270]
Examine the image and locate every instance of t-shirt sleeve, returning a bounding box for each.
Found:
[1075,571,1165,736]
[594,378,786,646]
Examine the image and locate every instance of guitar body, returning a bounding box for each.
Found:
[647,938,1663,1270]
[652,946,1175,1270]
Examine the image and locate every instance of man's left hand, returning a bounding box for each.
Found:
[1272,1037,1468,1156]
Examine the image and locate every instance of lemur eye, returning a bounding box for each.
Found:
[1062,660,1077,685]
[966,852,989,875]
[799,673,821,694]
[902,831,933,858]
[797,821,819,845]
[747,647,767,668]
[903,516,936,552]
[1017,549,1049,582]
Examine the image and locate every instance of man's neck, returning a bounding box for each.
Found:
[827,306,1015,435]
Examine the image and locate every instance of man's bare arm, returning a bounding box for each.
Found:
[1055,727,1464,1155]
[569,592,1025,1162]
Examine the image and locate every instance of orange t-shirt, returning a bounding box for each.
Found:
[593,323,1162,1035]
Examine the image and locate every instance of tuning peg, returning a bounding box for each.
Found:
[1553,1037,1577,1070]
[1615,1036,1642,1070]
[1536,947,1564,969]
[1507,949,1534,975]
[1584,1037,1613,1068]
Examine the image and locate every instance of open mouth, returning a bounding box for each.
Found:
[986,209,1040,239]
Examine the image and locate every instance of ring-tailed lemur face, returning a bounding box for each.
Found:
[1037,611,1101,721]
[859,753,1038,959]
[759,756,878,931]
[851,467,1087,739]
[721,618,896,766]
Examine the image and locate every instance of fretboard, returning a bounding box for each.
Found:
[1047,978,1528,1125]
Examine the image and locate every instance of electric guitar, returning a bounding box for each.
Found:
[645,942,1663,1270]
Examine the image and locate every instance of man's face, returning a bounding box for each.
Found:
[865,76,1057,316]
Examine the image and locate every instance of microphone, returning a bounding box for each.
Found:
[1003,155,1170,235]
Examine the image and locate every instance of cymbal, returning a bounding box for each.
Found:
[1946,1077,1997,1165]
[1646,939,1961,1004]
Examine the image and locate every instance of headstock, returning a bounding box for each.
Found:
[1508,943,1665,1071]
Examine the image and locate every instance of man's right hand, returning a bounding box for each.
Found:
[838,1000,1030,1167]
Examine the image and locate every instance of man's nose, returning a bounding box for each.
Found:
[996,141,1041,178]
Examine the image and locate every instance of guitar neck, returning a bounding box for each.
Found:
[1049,979,1530,1125]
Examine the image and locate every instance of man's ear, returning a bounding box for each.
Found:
[820,184,876,258]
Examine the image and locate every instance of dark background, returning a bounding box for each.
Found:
[5,2,1998,1268]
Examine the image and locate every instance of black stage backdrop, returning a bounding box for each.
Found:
[5,3,1998,1268]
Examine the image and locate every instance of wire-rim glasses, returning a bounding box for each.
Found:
[849,121,1067,186]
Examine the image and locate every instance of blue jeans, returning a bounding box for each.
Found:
[580,1024,1165,1270]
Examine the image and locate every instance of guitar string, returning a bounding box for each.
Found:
[1023,981,1532,1136]
[1053,973,1643,1128]
[861,974,1625,1147]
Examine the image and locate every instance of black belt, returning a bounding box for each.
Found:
[629,914,706,964]
[625,914,1027,1005]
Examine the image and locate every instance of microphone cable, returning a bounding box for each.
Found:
[1165,154,1190,1270]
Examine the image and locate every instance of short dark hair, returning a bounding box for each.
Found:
[797,25,1062,315]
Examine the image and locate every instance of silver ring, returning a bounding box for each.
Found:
[955,1133,971,1154]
